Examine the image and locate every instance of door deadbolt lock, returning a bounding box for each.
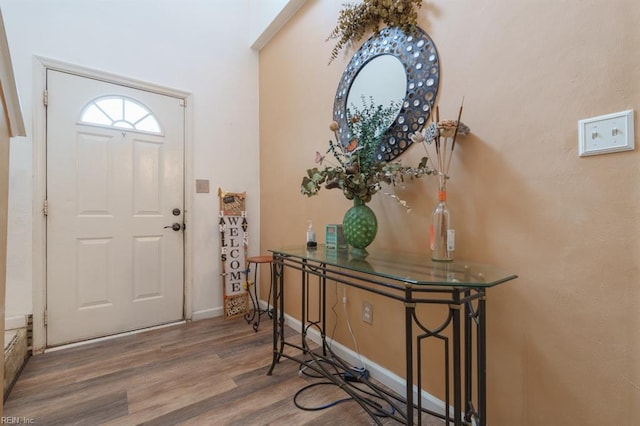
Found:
[172,208,181,216]
[164,223,181,231]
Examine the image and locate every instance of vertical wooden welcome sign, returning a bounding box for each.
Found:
[218,189,249,319]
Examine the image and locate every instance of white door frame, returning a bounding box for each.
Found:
[31,56,194,353]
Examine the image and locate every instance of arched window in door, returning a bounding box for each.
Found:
[79,95,162,135]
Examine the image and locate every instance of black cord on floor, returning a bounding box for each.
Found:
[293,359,396,419]
[293,381,353,411]
[293,380,396,418]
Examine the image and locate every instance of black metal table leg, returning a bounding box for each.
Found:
[452,290,462,425]
[477,291,487,426]
[267,257,284,375]
[464,289,473,423]
[405,293,415,425]
[301,259,307,348]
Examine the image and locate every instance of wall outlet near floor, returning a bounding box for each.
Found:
[362,301,373,324]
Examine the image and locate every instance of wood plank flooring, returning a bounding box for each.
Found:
[4,316,443,425]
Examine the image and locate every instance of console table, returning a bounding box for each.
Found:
[266,246,517,425]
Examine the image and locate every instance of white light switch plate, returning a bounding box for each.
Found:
[195,179,210,193]
[578,110,634,156]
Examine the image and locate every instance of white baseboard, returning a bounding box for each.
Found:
[5,315,28,330]
[280,311,449,418]
[191,307,223,321]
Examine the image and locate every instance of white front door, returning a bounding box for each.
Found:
[46,70,185,346]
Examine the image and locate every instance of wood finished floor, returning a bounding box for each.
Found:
[4,316,443,425]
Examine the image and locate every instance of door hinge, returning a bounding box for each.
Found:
[43,199,48,216]
[179,99,186,107]
[44,310,48,326]
[43,90,48,106]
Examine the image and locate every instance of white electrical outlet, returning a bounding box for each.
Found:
[578,110,634,156]
[362,301,373,324]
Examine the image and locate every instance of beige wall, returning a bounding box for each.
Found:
[259,1,639,424]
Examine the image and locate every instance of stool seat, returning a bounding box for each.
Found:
[247,255,273,264]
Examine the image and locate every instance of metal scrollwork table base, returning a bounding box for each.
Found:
[266,246,517,426]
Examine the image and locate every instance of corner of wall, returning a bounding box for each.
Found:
[250,0,308,51]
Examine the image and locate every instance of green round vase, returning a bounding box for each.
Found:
[342,198,378,258]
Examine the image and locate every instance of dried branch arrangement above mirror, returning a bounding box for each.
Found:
[327,0,424,64]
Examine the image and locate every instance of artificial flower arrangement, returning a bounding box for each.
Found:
[300,98,434,211]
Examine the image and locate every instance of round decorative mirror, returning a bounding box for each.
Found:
[333,26,440,162]
[346,54,406,123]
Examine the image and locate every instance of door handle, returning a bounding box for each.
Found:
[164,223,181,232]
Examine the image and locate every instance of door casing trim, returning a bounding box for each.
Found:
[31,56,194,353]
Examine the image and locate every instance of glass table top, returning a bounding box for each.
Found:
[269,245,517,288]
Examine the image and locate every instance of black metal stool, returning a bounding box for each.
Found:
[244,255,273,331]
